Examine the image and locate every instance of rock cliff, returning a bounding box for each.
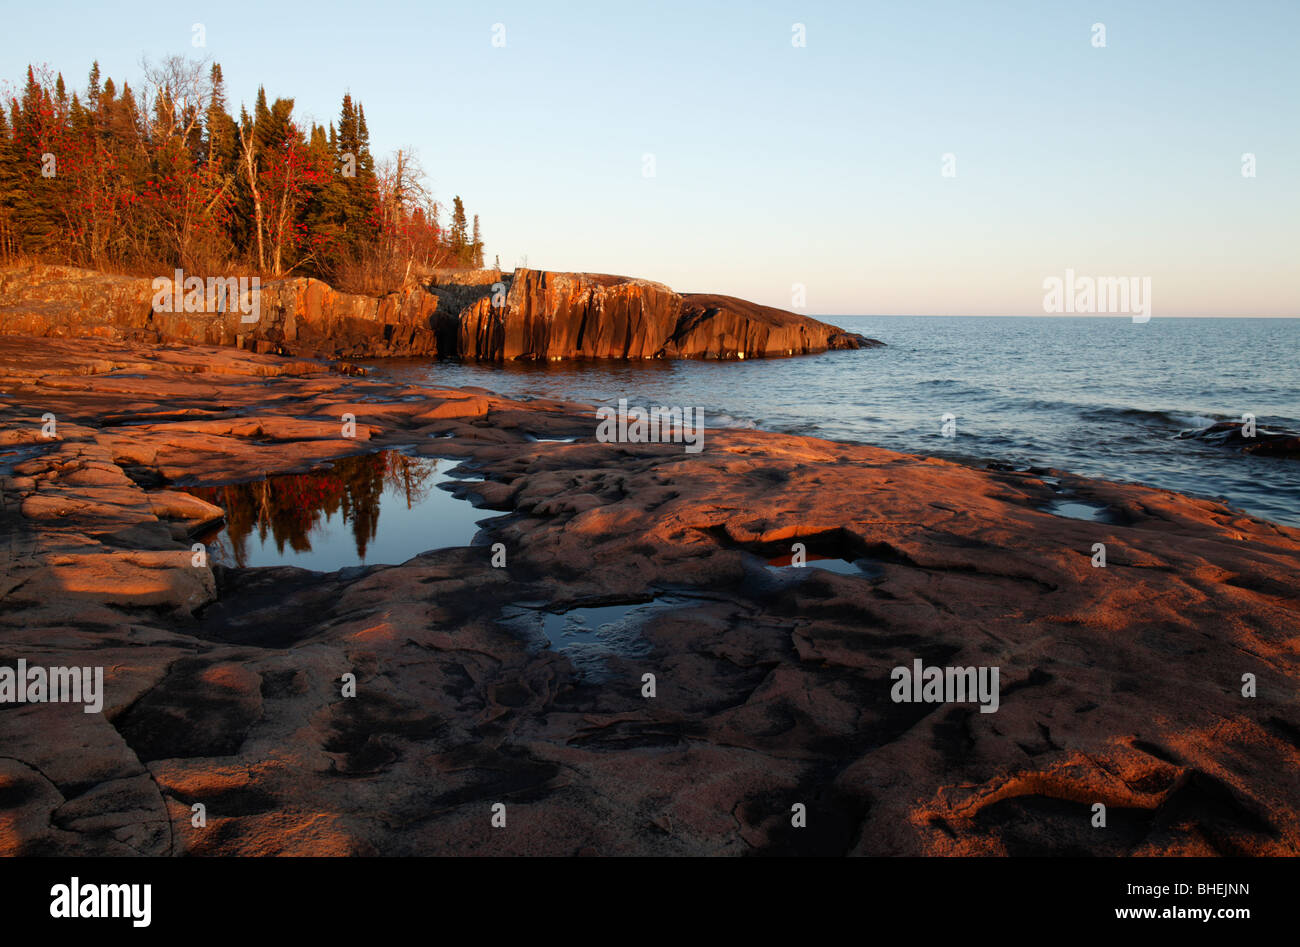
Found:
[0,264,439,359]
[670,292,869,358]
[0,264,879,361]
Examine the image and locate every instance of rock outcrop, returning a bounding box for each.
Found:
[451,271,877,361]
[0,264,879,362]
[1,336,1297,856]
[669,293,869,358]
[0,264,440,359]
[1177,420,1300,459]
[448,270,681,360]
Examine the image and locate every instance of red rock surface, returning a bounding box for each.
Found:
[0,264,440,358]
[453,270,681,360]
[670,293,870,358]
[0,264,877,362]
[454,270,877,361]
[1,337,1296,856]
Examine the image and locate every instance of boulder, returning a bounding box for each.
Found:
[1176,421,1300,459]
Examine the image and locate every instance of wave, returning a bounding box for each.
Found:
[708,413,759,430]
[1078,406,1226,429]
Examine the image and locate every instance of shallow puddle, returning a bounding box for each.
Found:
[187,451,492,571]
[765,553,884,578]
[524,433,580,443]
[1044,499,1116,523]
[504,596,692,679]
[538,600,675,648]
[0,445,48,475]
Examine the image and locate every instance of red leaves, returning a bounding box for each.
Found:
[4,63,476,277]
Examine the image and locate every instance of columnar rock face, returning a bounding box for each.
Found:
[452,270,683,360]
[0,264,878,361]
[452,273,878,360]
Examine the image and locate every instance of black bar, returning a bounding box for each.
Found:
[2,856,1281,934]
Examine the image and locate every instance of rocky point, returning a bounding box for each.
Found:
[0,264,879,362]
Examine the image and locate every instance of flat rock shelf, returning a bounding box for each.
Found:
[0,336,1297,856]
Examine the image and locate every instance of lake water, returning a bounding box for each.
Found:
[365,316,1299,527]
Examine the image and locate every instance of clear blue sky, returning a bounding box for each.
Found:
[3,0,1297,315]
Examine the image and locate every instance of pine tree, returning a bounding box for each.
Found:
[301,122,335,261]
[14,67,46,149]
[0,60,479,284]
[10,66,59,253]
[112,82,140,146]
[449,195,467,263]
[69,93,86,132]
[0,107,21,259]
[254,87,269,130]
[86,62,101,107]
[324,93,378,262]
[356,105,374,176]
[204,63,237,169]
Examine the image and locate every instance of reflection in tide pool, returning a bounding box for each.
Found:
[765,553,884,578]
[187,451,491,571]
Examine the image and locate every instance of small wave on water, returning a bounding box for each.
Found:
[708,413,759,430]
[1078,405,1226,430]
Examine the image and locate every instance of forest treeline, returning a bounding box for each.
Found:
[0,58,487,293]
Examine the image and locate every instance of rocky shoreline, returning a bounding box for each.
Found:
[1,336,1298,856]
[0,264,879,362]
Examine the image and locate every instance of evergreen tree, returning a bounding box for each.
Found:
[325,93,378,260]
[356,105,374,176]
[449,195,467,262]
[69,93,86,132]
[254,87,269,131]
[0,107,21,258]
[0,60,475,284]
[10,67,59,253]
[86,62,101,107]
[204,63,237,169]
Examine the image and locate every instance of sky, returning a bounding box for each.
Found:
[2,0,1297,316]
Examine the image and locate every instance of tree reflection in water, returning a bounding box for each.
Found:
[187,451,441,567]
